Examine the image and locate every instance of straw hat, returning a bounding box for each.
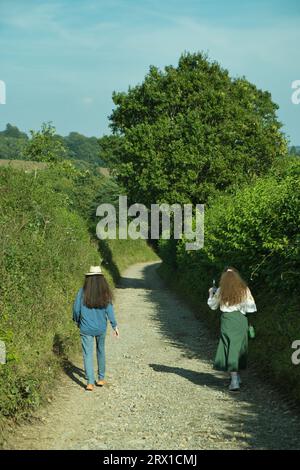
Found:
[85,265,103,276]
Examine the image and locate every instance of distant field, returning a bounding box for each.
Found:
[0,159,110,176]
[0,159,47,171]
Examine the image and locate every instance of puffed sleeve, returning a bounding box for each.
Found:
[244,287,257,313]
[207,288,220,311]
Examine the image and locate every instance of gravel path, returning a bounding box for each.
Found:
[7,261,300,450]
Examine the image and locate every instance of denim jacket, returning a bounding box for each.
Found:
[72,288,117,336]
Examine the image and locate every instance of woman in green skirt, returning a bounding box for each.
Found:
[207,267,257,391]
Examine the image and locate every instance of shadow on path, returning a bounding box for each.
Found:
[119,261,300,450]
[53,333,86,390]
[63,361,86,390]
[149,364,225,389]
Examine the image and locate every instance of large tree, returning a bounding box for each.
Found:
[109,52,287,206]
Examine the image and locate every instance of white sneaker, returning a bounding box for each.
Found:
[229,375,240,391]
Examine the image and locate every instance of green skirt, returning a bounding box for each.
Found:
[214,311,248,372]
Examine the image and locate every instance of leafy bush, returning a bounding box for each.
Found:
[159,157,300,401]
[0,168,99,423]
[22,122,68,163]
[0,166,158,443]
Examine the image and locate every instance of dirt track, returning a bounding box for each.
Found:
[6,261,300,450]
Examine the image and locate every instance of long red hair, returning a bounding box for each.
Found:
[219,267,248,307]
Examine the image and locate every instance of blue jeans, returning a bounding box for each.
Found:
[80,333,106,385]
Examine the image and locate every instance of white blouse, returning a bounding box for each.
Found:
[207,287,257,315]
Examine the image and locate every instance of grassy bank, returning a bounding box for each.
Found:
[0,166,158,446]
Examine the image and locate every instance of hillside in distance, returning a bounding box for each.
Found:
[0,123,106,166]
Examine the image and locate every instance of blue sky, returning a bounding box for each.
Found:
[0,0,299,143]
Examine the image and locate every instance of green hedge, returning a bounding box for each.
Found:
[0,168,99,425]
[0,166,158,444]
[159,157,300,401]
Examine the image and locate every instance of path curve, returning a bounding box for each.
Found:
[6,262,300,450]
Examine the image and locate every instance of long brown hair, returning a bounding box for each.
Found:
[219,267,248,307]
[83,275,113,309]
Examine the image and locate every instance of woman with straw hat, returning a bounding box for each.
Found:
[73,266,119,391]
[208,267,257,391]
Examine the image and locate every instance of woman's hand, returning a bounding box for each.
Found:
[114,327,120,338]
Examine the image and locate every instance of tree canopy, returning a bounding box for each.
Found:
[64,132,103,164]
[0,123,28,160]
[109,52,288,206]
[0,123,28,140]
